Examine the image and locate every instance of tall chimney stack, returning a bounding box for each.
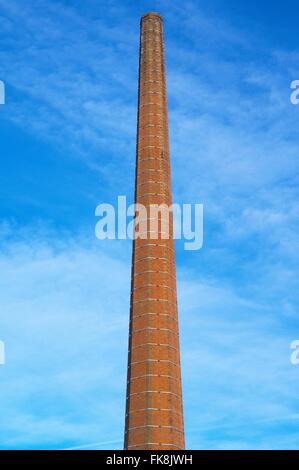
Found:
[124,12,185,450]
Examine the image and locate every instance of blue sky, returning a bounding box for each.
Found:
[1,0,299,450]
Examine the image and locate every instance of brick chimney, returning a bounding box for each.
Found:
[124,12,185,450]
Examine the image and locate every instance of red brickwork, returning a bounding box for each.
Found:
[124,12,185,450]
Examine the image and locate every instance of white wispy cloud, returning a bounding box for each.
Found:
[0,223,130,448]
[178,276,299,449]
